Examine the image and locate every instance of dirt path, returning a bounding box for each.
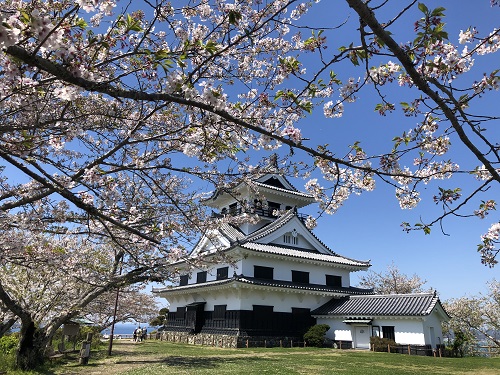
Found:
[55,341,162,375]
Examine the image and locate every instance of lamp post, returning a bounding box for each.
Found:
[107,285,120,356]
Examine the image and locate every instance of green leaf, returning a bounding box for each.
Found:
[155,49,170,60]
[418,3,429,13]
[228,10,242,25]
[431,7,446,16]
[19,10,30,24]
[75,18,88,29]
[299,101,313,114]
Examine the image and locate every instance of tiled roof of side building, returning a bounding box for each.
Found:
[312,292,447,317]
[240,242,370,267]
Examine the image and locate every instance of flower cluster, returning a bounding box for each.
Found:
[479,222,500,266]
[281,125,302,144]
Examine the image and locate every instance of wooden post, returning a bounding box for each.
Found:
[246,339,249,348]
[439,347,442,358]
[79,333,93,365]
[339,340,342,350]
[280,340,282,348]
[291,340,293,348]
[264,340,266,348]
[387,344,390,353]
[408,344,411,355]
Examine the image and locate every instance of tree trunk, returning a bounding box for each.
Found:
[0,318,16,337]
[16,320,48,370]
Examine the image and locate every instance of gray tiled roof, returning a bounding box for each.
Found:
[236,276,373,295]
[244,209,298,242]
[240,242,370,267]
[153,275,373,296]
[311,293,447,317]
[253,180,315,200]
[192,209,370,268]
[219,223,246,242]
[202,173,314,203]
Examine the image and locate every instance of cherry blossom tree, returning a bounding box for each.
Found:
[1,0,498,265]
[0,231,174,369]
[357,263,429,294]
[443,279,500,348]
[83,288,160,332]
[0,0,500,369]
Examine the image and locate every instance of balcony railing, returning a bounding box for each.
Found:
[212,207,308,223]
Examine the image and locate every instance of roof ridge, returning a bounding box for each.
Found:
[350,292,435,298]
[243,208,296,242]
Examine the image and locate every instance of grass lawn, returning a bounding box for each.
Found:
[44,340,499,375]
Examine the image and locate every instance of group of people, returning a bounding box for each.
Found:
[133,326,147,342]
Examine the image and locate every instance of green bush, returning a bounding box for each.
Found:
[303,324,330,347]
[370,336,397,352]
[0,335,18,354]
[0,335,18,372]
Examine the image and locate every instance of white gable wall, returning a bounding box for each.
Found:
[422,311,445,346]
[316,316,442,346]
[374,318,425,345]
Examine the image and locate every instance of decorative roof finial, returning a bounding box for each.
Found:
[269,153,278,170]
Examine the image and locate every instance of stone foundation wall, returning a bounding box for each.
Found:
[160,331,302,349]
[161,331,239,348]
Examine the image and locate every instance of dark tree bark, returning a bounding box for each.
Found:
[16,321,49,371]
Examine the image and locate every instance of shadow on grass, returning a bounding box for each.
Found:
[116,355,269,369]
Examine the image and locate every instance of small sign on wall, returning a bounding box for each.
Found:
[63,323,79,336]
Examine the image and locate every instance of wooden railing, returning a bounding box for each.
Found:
[213,208,308,222]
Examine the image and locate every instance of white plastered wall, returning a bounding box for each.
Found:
[316,317,434,346]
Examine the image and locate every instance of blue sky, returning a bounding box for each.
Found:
[151,1,499,303]
[281,0,500,300]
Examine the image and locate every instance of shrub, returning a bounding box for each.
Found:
[370,336,397,352]
[303,324,330,347]
[0,335,18,354]
[0,335,18,372]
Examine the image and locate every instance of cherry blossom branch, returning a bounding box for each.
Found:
[345,0,500,183]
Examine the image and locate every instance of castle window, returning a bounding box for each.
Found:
[292,270,309,284]
[292,307,310,316]
[382,326,395,341]
[253,305,273,314]
[229,203,238,215]
[326,275,342,287]
[284,230,299,245]
[216,267,229,280]
[213,305,227,320]
[254,265,274,280]
[175,306,186,320]
[179,275,189,286]
[197,271,207,283]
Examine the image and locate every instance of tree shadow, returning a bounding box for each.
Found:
[116,355,268,369]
